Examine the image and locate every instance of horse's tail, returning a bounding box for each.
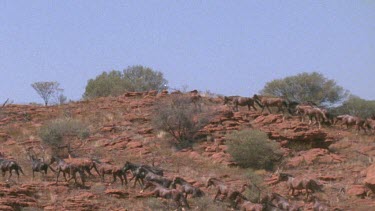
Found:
[308,179,323,192]
[194,188,205,197]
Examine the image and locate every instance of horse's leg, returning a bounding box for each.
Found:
[261,105,265,113]
[119,175,124,186]
[111,173,116,184]
[32,170,35,180]
[213,190,220,201]
[181,194,190,208]
[101,172,105,183]
[221,192,228,201]
[56,170,60,184]
[123,173,128,185]
[8,170,12,180]
[16,169,19,182]
[133,176,138,188]
[265,105,271,114]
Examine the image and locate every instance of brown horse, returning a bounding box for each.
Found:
[366,118,375,134]
[234,193,263,211]
[171,176,205,198]
[253,94,290,114]
[206,177,231,201]
[51,156,85,186]
[143,181,190,209]
[190,90,202,110]
[93,160,127,185]
[336,115,367,134]
[296,105,327,129]
[308,195,329,211]
[233,97,259,112]
[279,173,322,199]
[206,177,248,202]
[262,192,302,211]
[223,96,240,105]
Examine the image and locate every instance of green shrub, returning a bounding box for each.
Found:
[331,95,375,118]
[83,65,168,99]
[227,130,282,170]
[39,117,89,151]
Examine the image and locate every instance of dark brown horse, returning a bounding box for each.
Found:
[0,157,25,181]
[93,160,127,185]
[29,154,55,179]
[253,94,290,114]
[134,166,172,189]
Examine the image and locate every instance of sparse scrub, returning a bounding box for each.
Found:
[39,117,89,155]
[152,95,213,148]
[227,130,283,170]
[243,169,266,203]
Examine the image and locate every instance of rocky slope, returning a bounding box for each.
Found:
[0,91,374,210]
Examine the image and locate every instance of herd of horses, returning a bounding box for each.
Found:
[223,94,375,133]
[0,150,331,210]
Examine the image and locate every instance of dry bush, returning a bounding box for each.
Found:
[227,130,283,170]
[38,117,89,155]
[152,95,213,149]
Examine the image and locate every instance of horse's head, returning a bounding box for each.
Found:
[206,178,214,188]
[122,161,131,171]
[278,173,293,182]
[223,96,229,105]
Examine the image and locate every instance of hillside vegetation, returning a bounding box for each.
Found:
[0,89,374,211]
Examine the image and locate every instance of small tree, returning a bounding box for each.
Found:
[261,72,348,106]
[152,95,212,148]
[331,95,375,118]
[83,65,168,99]
[31,81,61,106]
[227,130,282,170]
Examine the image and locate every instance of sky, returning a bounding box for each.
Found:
[1,1,374,104]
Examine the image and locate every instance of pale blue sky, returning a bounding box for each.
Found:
[1,1,374,104]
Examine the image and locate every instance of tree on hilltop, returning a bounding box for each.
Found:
[31,81,62,106]
[260,72,348,106]
[83,65,168,99]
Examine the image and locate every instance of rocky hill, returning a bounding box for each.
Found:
[0,91,374,210]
